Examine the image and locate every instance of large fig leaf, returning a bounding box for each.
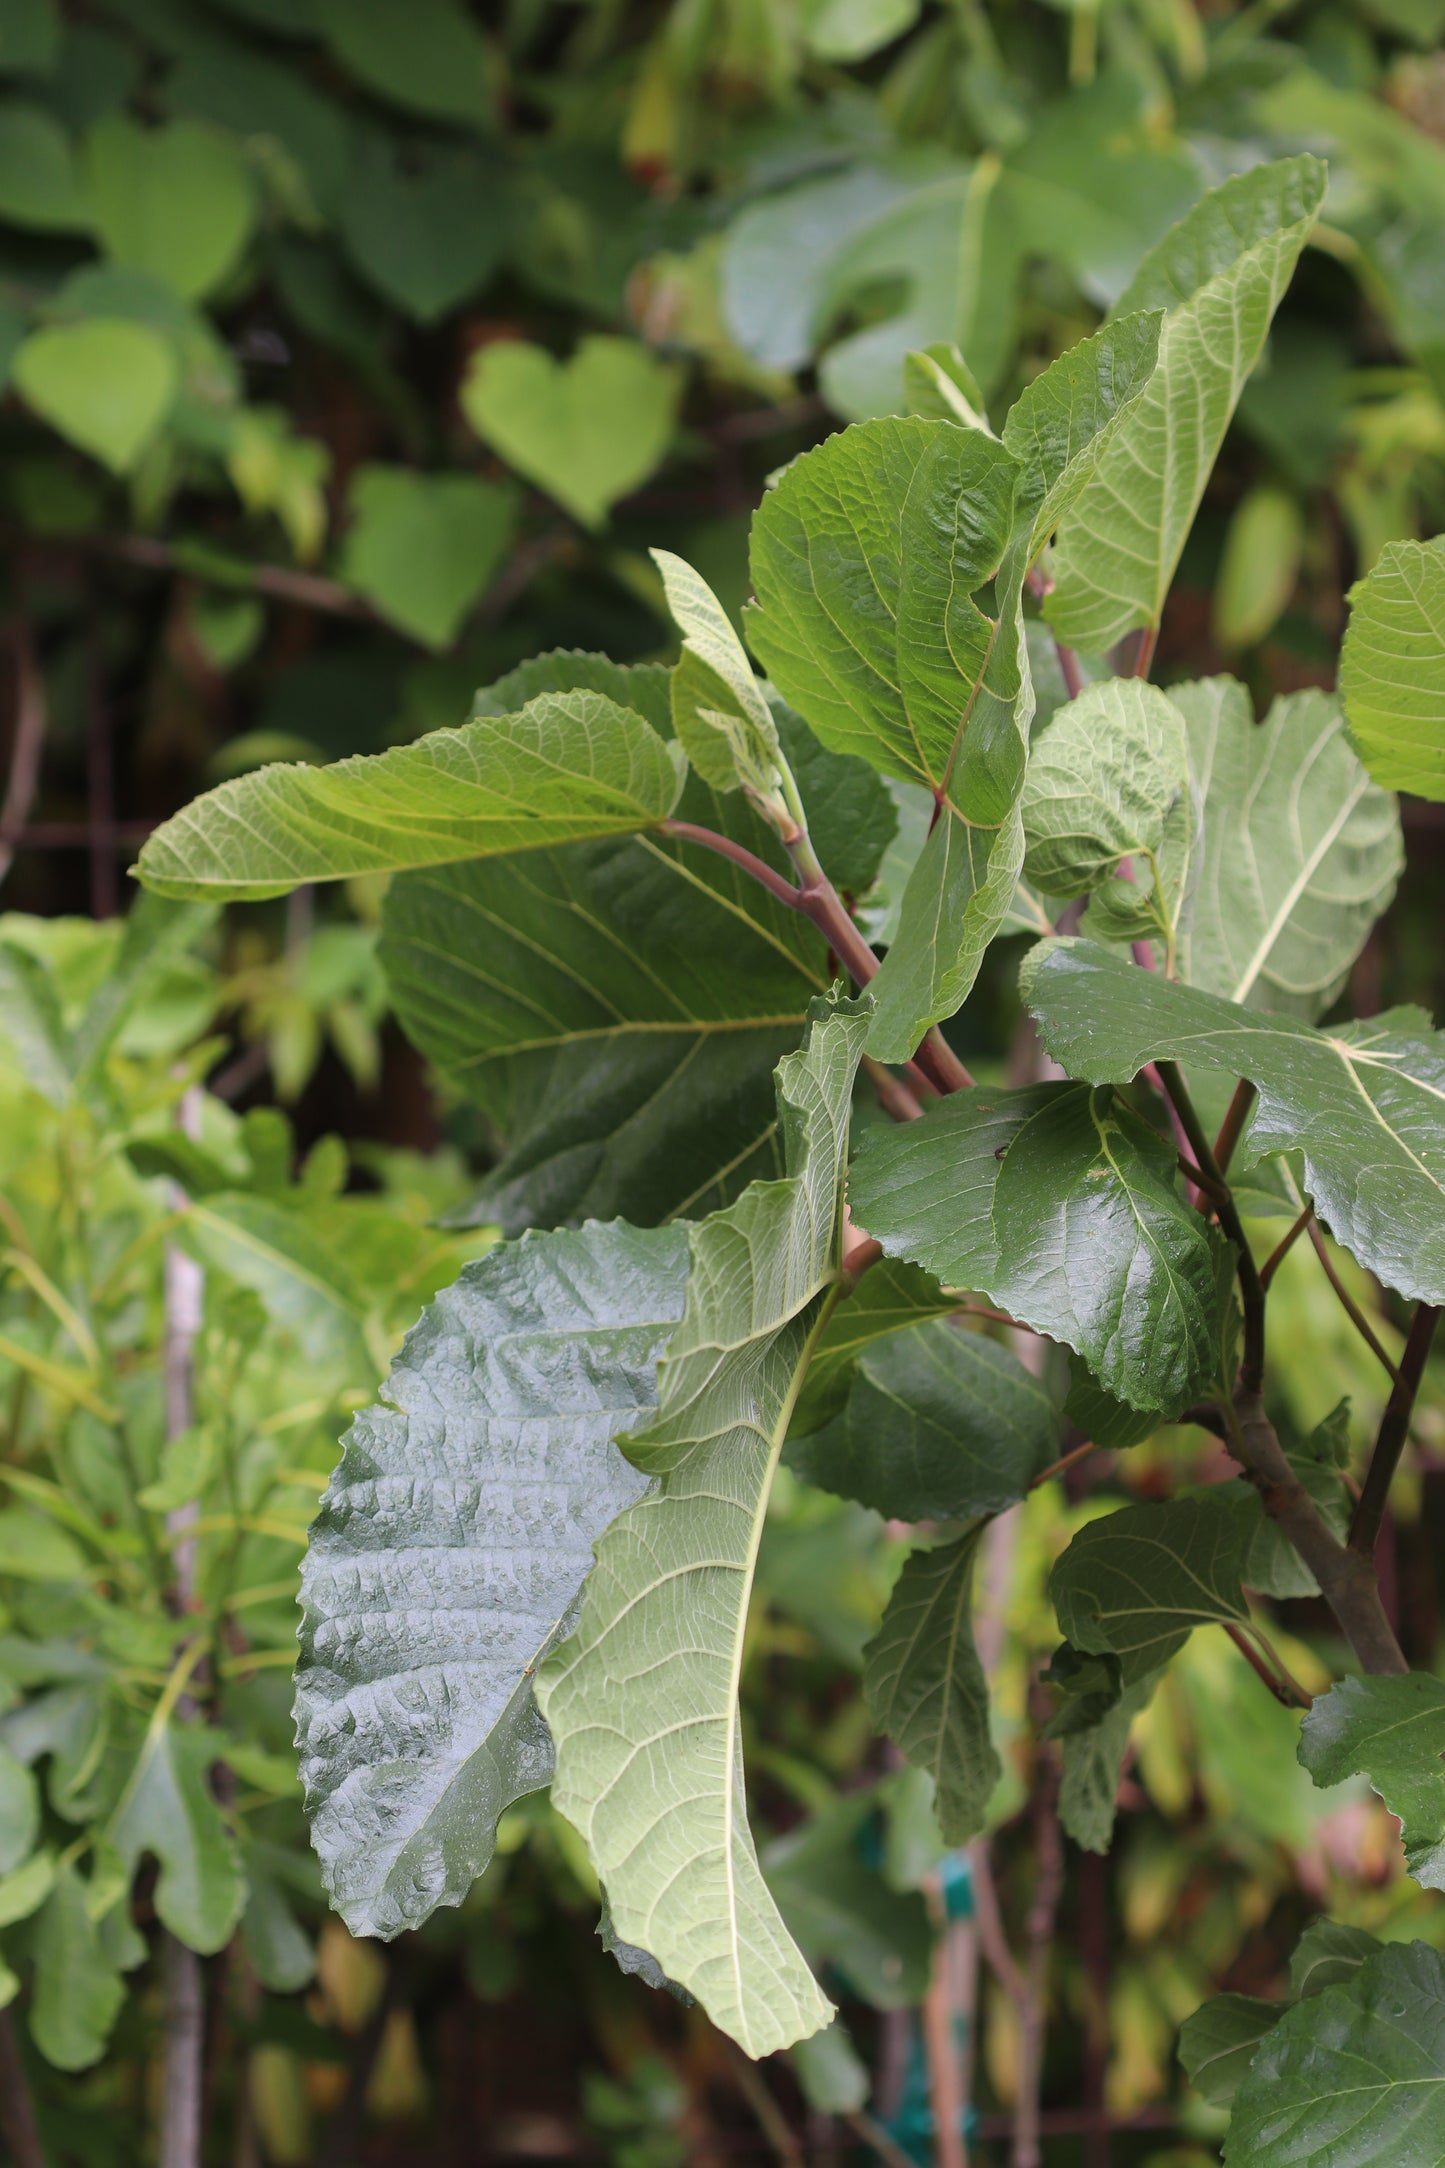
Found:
[294,1219,691,1939]
[537,995,872,2056]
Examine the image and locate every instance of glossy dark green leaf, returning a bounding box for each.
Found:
[295,1218,691,1939]
[863,1528,1000,1845]
[853,1076,1226,1414]
[1179,1993,1280,2106]
[1226,1941,1445,2166]
[1021,936,1445,1307]
[790,1318,1056,1519]
[1051,1494,1248,1685]
[787,1258,955,1437]
[1299,1674,1445,1890]
[1061,1357,1161,1452]
[1288,1920,1382,2001]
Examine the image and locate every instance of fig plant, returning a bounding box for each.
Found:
[129,153,1445,2160]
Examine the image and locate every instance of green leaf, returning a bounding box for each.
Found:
[652,550,782,796]
[0,0,59,74]
[0,939,72,1103]
[182,1197,366,1369]
[791,2018,871,2114]
[28,1860,125,2072]
[1179,1993,1281,2107]
[1062,1357,1160,1452]
[338,130,507,323]
[1020,677,1197,953]
[864,792,1027,1064]
[538,995,873,2056]
[0,99,89,229]
[0,1849,54,1930]
[1227,1941,1445,2166]
[999,75,1203,309]
[1000,310,1163,566]
[85,116,257,302]
[863,1527,999,1845]
[747,418,1019,804]
[317,0,494,127]
[800,0,920,62]
[340,466,517,649]
[848,1078,1047,1273]
[850,1080,1228,1415]
[379,654,822,1237]
[789,1319,1056,1520]
[461,337,682,529]
[0,1743,38,1875]
[71,891,217,1084]
[1051,1494,1247,1685]
[1021,936,1445,1307]
[105,1718,246,1953]
[813,164,1018,419]
[1212,485,1304,651]
[295,1220,690,1939]
[1057,1671,1158,1853]
[771,698,897,896]
[12,318,177,473]
[1047,158,1327,651]
[1225,1413,1352,1600]
[787,1257,955,1438]
[381,780,824,1231]
[240,1842,315,1993]
[1169,680,1403,1019]
[1299,1674,1445,1890]
[1288,1920,1383,2000]
[746,411,1030,1056]
[904,341,991,428]
[761,1791,932,2011]
[0,1508,88,1583]
[1340,533,1445,801]
[135,690,686,900]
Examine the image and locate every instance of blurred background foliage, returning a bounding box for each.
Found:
[0,0,1443,2162]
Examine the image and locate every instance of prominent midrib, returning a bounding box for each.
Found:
[718,1278,847,2043]
[1229,766,1366,1004]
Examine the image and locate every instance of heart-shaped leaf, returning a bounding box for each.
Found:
[461,336,682,527]
[13,318,177,473]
